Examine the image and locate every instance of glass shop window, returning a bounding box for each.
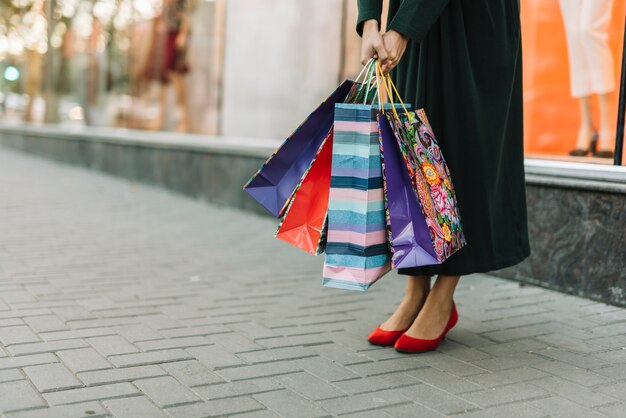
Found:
[521,0,626,164]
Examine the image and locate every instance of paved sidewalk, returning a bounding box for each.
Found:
[0,147,625,418]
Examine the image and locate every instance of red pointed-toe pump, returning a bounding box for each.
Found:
[367,325,410,347]
[394,301,458,353]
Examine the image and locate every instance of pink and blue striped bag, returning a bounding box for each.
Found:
[322,103,401,290]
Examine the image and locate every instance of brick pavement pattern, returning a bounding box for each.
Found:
[0,147,625,418]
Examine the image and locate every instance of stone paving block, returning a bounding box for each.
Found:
[0,308,51,320]
[273,371,345,401]
[453,402,546,418]
[535,333,606,354]
[469,352,548,371]
[0,325,40,346]
[0,318,24,327]
[398,383,481,415]
[166,396,266,418]
[56,348,111,373]
[310,343,371,366]
[458,381,549,408]
[0,380,46,413]
[135,336,211,352]
[0,291,36,304]
[186,345,245,370]
[253,389,331,418]
[112,324,163,343]
[531,347,610,369]
[158,324,231,339]
[530,360,612,387]
[530,396,608,418]
[206,332,265,353]
[594,363,626,380]
[416,352,489,377]
[38,328,114,342]
[227,321,281,339]
[0,369,23,383]
[405,367,483,394]
[476,338,549,357]
[377,403,448,418]
[193,377,284,400]
[87,335,139,357]
[215,361,302,381]
[319,387,412,416]
[108,349,192,368]
[43,382,138,406]
[595,402,626,418]
[333,372,419,395]
[529,376,615,407]
[480,324,553,343]
[23,315,67,333]
[592,348,626,364]
[159,360,224,387]
[346,357,429,378]
[23,363,82,392]
[233,410,281,418]
[134,376,200,408]
[294,355,362,382]
[257,334,334,349]
[465,366,549,388]
[237,346,318,364]
[77,365,167,386]
[4,402,108,418]
[595,381,626,401]
[103,396,168,418]
[7,338,88,356]
[52,306,96,322]
[0,353,57,370]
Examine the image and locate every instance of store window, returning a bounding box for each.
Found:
[521,0,626,164]
[1,0,625,165]
[0,0,225,134]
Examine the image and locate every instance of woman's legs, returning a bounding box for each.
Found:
[379,275,430,331]
[404,274,460,339]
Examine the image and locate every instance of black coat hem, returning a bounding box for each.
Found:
[396,247,531,277]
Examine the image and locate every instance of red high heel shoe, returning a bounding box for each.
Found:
[394,301,458,353]
[367,325,410,347]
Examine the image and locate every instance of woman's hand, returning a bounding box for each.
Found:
[380,30,408,73]
[360,19,388,65]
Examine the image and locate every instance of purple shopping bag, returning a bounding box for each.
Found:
[378,114,439,268]
[243,81,354,218]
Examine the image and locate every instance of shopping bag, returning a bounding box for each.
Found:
[274,129,334,255]
[322,103,399,291]
[243,81,354,218]
[378,113,439,268]
[381,73,466,266]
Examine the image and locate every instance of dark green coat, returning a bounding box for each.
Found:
[357,0,530,276]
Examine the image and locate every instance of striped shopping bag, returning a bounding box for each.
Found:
[322,103,395,291]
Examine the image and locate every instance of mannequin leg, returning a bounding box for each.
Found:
[579,0,616,155]
[559,0,596,153]
[171,73,190,132]
[597,92,615,152]
[576,96,596,150]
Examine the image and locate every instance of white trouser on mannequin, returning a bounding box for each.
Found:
[559,0,616,98]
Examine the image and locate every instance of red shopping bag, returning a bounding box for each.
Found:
[274,130,333,255]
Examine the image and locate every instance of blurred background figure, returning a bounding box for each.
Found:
[559,0,616,158]
[141,0,191,132]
